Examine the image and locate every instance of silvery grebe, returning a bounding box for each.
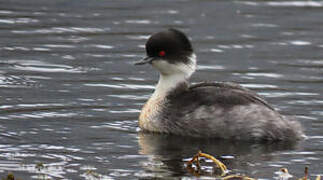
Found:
[135,29,304,141]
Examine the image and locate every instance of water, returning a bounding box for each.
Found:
[0,0,323,179]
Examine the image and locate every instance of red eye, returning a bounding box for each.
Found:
[158,50,166,57]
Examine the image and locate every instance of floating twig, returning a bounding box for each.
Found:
[223,175,256,180]
[186,150,228,177]
[298,166,309,180]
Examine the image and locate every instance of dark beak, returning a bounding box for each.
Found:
[134,56,154,65]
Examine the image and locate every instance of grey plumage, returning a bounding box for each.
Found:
[143,82,304,141]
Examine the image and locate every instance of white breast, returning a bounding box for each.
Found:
[139,96,165,132]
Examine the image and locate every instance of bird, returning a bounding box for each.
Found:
[135,28,304,141]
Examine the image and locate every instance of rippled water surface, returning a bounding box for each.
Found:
[1,0,323,179]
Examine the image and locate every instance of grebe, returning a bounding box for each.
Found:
[135,29,304,141]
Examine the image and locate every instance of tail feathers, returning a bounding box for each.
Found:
[252,115,305,142]
[280,116,305,141]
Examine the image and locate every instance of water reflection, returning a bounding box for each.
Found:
[138,133,299,178]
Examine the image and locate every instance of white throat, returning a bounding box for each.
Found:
[151,53,196,99]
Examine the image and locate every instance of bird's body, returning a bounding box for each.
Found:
[136,29,304,141]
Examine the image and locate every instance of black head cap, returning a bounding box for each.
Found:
[145,29,193,64]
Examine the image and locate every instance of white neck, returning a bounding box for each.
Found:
[151,53,196,99]
[152,73,186,98]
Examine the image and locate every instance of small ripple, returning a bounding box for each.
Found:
[116,155,144,160]
[58,36,89,43]
[0,133,20,141]
[84,83,154,90]
[109,109,140,114]
[159,9,179,14]
[5,60,86,73]
[138,44,145,48]
[0,75,38,88]
[125,20,152,24]
[272,42,288,46]
[174,20,184,24]
[12,27,106,34]
[235,1,259,6]
[16,103,64,108]
[267,1,323,7]
[61,55,75,60]
[245,72,283,78]
[109,169,133,177]
[126,35,150,40]
[312,111,323,116]
[198,65,225,70]
[221,155,235,159]
[0,10,13,14]
[288,100,323,105]
[296,115,317,121]
[122,54,139,58]
[110,77,124,81]
[91,121,138,133]
[128,77,145,81]
[260,92,319,98]
[85,53,110,58]
[241,83,278,89]
[307,136,323,139]
[209,48,224,53]
[108,94,147,100]
[43,44,76,49]
[281,151,316,155]
[289,41,312,46]
[1,46,29,52]
[297,59,323,67]
[88,44,114,49]
[1,46,50,52]
[8,112,78,119]
[81,170,113,180]
[32,47,51,51]
[234,72,283,79]
[251,23,278,28]
[14,64,83,73]
[268,164,284,168]
[0,19,14,24]
[199,48,224,53]
[39,144,65,150]
[217,44,254,50]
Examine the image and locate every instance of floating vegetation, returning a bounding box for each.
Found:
[186,151,322,180]
[186,150,229,177]
[1,173,21,180]
[297,166,309,180]
[35,162,45,171]
[277,168,293,180]
[85,169,101,179]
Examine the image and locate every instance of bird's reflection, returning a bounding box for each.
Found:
[138,132,300,178]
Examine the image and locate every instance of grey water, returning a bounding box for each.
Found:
[0,0,323,179]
